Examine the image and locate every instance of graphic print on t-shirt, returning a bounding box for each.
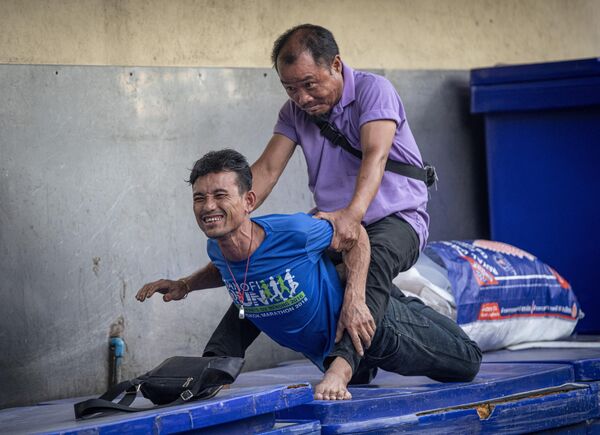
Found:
[224,268,309,318]
[207,213,344,369]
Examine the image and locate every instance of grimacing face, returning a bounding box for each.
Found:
[277,51,344,117]
[192,171,252,240]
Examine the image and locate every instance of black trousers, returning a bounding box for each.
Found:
[358,295,482,383]
[324,215,420,376]
[203,215,421,376]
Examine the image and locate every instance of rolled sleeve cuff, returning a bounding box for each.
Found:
[359,109,402,128]
[273,122,298,144]
[324,335,362,375]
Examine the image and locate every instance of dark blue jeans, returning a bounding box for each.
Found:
[355,295,482,383]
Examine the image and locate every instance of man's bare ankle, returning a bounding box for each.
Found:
[326,357,353,381]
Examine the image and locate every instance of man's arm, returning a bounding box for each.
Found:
[135,262,223,302]
[336,225,375,356]
[315,120,396,251]
[251,134,296,211]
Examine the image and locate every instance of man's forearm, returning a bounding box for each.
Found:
[347,120,396,219]
[250,134,296,211]
[342,226,371,302]
[336,225,374,358]
[251,161,280,211]
[347,152,387,220]
[182,262,223,293]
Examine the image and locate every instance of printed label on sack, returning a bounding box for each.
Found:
[549,267,571,289]
[477,300,578,321]
[473,240,536,260]
[425,240,581,325]
[463,256,499,286]
[478,302,501,320]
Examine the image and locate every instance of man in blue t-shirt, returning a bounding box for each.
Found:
[136,149,481,400]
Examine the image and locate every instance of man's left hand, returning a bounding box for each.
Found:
[314,208,362,252]
[335,298,376,357]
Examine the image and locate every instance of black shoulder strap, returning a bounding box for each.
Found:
[74,378,223,419]
[312,117,437,187]
[74,380,147,418]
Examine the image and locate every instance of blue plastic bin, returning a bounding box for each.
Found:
[471,58,600,333]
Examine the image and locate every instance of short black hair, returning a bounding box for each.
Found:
[271,24,339,71]
[188,149,252,194]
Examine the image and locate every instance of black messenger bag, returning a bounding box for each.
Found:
[74,356,244,419]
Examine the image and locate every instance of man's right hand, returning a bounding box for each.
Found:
[135,279,189,302]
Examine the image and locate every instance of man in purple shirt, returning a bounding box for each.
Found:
[250,24,431,398]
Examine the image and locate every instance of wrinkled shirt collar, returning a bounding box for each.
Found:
[333,62,355,115]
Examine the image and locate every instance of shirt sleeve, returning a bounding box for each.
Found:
[356,75,404,128]
[305,216,334,262]
[273,100,299,144]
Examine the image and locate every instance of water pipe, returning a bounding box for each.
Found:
[108,336,125,387]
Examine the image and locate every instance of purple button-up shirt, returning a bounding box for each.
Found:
[274,63,429,249]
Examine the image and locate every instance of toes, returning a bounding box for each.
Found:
[314,383,352,401]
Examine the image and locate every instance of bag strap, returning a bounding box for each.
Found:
[74,371,226,419]
[312,117,437,187]
[74,380,149,418]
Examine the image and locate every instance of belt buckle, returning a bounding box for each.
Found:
[180,389,194,401]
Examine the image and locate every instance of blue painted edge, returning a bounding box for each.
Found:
[276,364,574,425]
[471,76,600,113]
[321,383,599,435]
[29,384,313,435]
[482,349,600,382]
[470,58,600,86]
[259,419,322,435]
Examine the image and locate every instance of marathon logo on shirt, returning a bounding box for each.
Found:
[224,268,309,318]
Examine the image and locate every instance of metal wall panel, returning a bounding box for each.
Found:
[386,70,489,241]
[0,65,487,407]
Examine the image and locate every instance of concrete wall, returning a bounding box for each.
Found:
[0,65,311,409]
[1,0,598,69]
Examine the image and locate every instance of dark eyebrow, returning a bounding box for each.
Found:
[193,188,228,197]
[280,75,315,85]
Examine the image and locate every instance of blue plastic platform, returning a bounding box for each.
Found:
[259,419,321,434]
[0,383,313,435]
[237,360,577,433]
[5,356,596,434]
[323,383,599,434]
[483,348,600,381]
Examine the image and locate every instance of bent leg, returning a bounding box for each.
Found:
[203,303,262,358]
[327,216,421,378]
[365,297,482,382]
[363,216,421,325]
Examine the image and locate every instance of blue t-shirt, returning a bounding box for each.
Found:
[207,213,344,370]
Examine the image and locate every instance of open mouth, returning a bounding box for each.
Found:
[203,214,224,224]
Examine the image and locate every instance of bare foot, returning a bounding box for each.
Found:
[314,357,353,400]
